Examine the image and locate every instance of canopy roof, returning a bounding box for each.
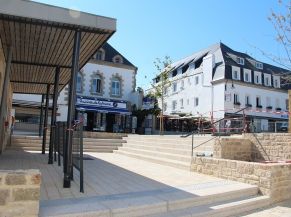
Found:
[0,0,116,94]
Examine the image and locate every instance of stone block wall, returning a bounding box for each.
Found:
[214,138,252,161]
[0,169,41,217]
[244,133,291,161]
[191,157,291,203]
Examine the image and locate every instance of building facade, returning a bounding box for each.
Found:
[150,43,289,132]
[58,43,141,132]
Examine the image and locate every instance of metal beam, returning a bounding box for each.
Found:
[48,67,60,164]
[10,80,65,85]
[11,60,71,69]
[0,46,12,153]
[39,94,44,137]
[42,84,50,154]
[64,30,81,188]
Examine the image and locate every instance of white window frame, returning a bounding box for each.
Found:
[254,71,262,84]
[273,76,280,88]
[180,80,184,90]
[195,75,199,85]
[111,78,121,96]
[237,57,244,65]
[243,69,251,83]
[255,62,263,69]
[234,93,240,104]
[256,96,262,107]
[172,82,177,93]
[232,66,240,80]
[245,95,251,106]
[264,74,271,86]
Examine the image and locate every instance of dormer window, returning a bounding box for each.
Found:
[237,57,244,65]
[95,48,105,60]
[254,71,262,84]
[273,76,280,88]
[264,74,271,86]
[113,55,123,64]
[255,62,263,69]
[244,69,251,82]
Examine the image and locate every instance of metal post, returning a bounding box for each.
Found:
[39,94,45,137]
[42,85,50,154]
[48,67,60,164]
[0,46,12,153]
[64,30,81,188]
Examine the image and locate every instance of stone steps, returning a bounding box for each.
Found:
[118,147,191,162]
[39,181,268,217]
[114,150,190,170]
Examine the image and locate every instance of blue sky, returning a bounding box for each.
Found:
[35,0,284,89]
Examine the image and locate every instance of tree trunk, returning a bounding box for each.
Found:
[288,90,291,133]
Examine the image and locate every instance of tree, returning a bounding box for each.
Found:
[149,56,172,135]
[267,0,291,132]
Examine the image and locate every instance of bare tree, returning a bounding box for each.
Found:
[149,56,172,135]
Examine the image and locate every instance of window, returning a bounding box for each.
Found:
[172,100,177,110]
[244,70,251,82]
[264,74,271,86]
[76,73,82,92]
[254,71,262,84]
[95,51,102,60]
[232,66,240,80]
[172,82,177,92]
[256,96,261,107]
[163,103,167,112]
[286,99,289,110]
[194,97,199,107]
[245,95,251,106]
[163,86,168,95]
[188,78,191,85]
[234,93,240,105]
[111,78,120,96]
[255,62,263,69]
[273,76,280,88]
[92,75,102,93]
[195,76,199,85]
[113,55,123,64]
[180,99,184,108]
[237,57,244,65]
[180,80,184,90]
[266,97,271,107]
[187,99,189,105]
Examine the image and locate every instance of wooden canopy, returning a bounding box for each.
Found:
[0,0,116,94]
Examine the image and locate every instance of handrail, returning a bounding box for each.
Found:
[183,107,248,156]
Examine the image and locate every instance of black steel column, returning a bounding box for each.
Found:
[48,67,60,164]
[39,94,45,137]
[42,85,50,154]
[64,30,81,188]
[0,46,12,153]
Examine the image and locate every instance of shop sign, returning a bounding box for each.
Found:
[76,96,126,109]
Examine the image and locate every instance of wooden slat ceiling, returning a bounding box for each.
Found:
[0,14,115,94]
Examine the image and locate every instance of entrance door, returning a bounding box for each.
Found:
[87,112,95,131]
[106,113,115,132]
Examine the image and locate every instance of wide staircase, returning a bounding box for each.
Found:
[9,132,126,153]
[40,180,270,217]
[114,134,215,170]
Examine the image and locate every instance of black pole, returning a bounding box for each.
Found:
[39,94,45,137]
[42,85,50,154]
[64,30,81,188]
[48,67,60,164]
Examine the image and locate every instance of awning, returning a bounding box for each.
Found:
[0,0,116,94]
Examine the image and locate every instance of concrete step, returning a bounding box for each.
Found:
[114,150,190,170]
[39,180,263,217]
[83,138,126,143]
[122,143,192,155]
[118,147,191,162]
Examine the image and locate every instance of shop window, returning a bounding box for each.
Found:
[111,78,121,96]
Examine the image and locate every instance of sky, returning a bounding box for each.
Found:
[35,0,286,90]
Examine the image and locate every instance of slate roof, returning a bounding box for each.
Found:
[99,43,136,68]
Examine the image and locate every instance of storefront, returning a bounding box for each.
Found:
[76,96,131,132]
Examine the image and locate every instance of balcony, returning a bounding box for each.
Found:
[266,106,273,110]
[245,104,252,108]
[276,107,282,111]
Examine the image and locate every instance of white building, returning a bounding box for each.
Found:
[58,43,141,132]
[150,43,289,132]
[13,43,142,133]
